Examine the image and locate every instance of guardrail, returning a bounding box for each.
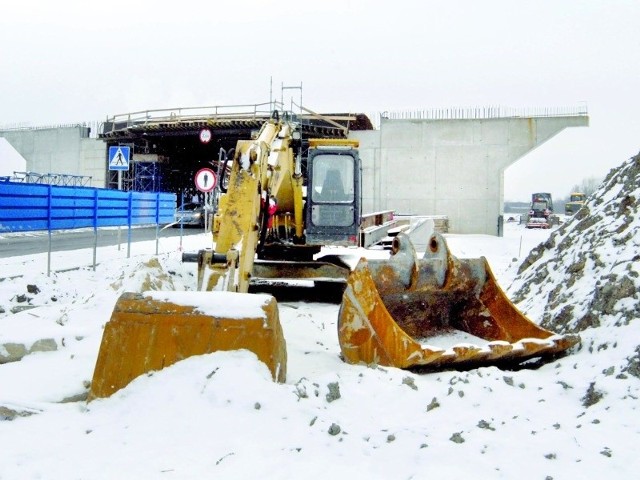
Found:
[101,101,358,137]
[0,182,175,232]
[359,210,397,248]
[0,121,101,138]
[10,171,93,187]
[103,102,278,133]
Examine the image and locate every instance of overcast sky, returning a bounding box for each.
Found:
[1,0,638,201]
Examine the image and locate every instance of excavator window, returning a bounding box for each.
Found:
[320,169,346,201]
[311,155,354,204]
[309,153,356,228]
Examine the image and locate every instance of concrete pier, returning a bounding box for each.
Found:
[0,126,105,187]
[352,112,588,235]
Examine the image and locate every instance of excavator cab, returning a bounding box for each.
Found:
[305,139,361,247]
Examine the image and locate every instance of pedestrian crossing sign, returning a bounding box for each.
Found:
[108,146,131,171]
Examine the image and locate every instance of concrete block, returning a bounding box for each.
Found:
[0,338,58,364]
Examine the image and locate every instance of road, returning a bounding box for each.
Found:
[0,225,204,258]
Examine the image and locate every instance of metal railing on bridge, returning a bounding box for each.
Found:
[100,101,360,138]
[102,102,278,134]
[379,104,589,123]
[0,121,100,138]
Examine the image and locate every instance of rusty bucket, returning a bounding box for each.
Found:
[89,291,286,400]
[338,233,579,370]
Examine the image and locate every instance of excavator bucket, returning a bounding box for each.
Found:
[89,291,286,400]
[338,232,579,370]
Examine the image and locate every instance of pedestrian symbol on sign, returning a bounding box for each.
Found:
[108,146,131,171]
[195,168,216,192]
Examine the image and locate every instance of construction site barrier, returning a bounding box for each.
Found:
[0,181,175,233]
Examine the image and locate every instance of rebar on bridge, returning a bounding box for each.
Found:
[379,104,589,123]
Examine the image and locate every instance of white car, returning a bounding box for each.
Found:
[173,203,206,227]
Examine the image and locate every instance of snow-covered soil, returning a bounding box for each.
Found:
[1,155,639,479]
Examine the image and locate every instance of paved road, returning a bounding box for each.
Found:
[0,225,205,258]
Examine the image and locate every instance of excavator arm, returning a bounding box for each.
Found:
[201,116,304,293]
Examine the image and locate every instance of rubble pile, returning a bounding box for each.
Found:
[509,152,640,374]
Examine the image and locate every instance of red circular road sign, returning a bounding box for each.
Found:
[194,168,217,192]
[199,128,212,144]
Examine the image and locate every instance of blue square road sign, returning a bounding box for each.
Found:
[108,146,131,171]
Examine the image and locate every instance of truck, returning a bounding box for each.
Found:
[525,192,559,228]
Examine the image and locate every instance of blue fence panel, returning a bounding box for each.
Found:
[0,181,176,233]
[0,183,50,231]
[158,194,175,222]
[95,189,130,227]
[50,186,97,230]
[131,192,158,225]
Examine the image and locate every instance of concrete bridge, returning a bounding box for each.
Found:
[0,104,588,235]
[353,105,588,234]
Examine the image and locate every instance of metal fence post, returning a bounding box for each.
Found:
[93,189,99,270]
[155,192,160,255]
[47,185,52,277]
[127,192,132,258]
[179,190,184,251]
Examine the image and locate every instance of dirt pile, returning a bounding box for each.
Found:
[510,152,639,334]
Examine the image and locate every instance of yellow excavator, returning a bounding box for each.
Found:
[565,192,586,215]
[89,112,579,399]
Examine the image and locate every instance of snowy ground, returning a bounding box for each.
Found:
[0,221,637,480]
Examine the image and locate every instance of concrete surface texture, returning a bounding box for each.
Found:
[0,138,26,176]
[0,126,105,187]
[353,114,588,235]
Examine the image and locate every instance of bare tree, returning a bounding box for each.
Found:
[569,176,602,197]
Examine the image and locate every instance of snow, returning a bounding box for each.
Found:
[0,138,27,177]
[1,162,639,478]
[416,331,491,349]
[145,291,272,319]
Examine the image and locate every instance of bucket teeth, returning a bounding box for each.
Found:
[338,233,580,370]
